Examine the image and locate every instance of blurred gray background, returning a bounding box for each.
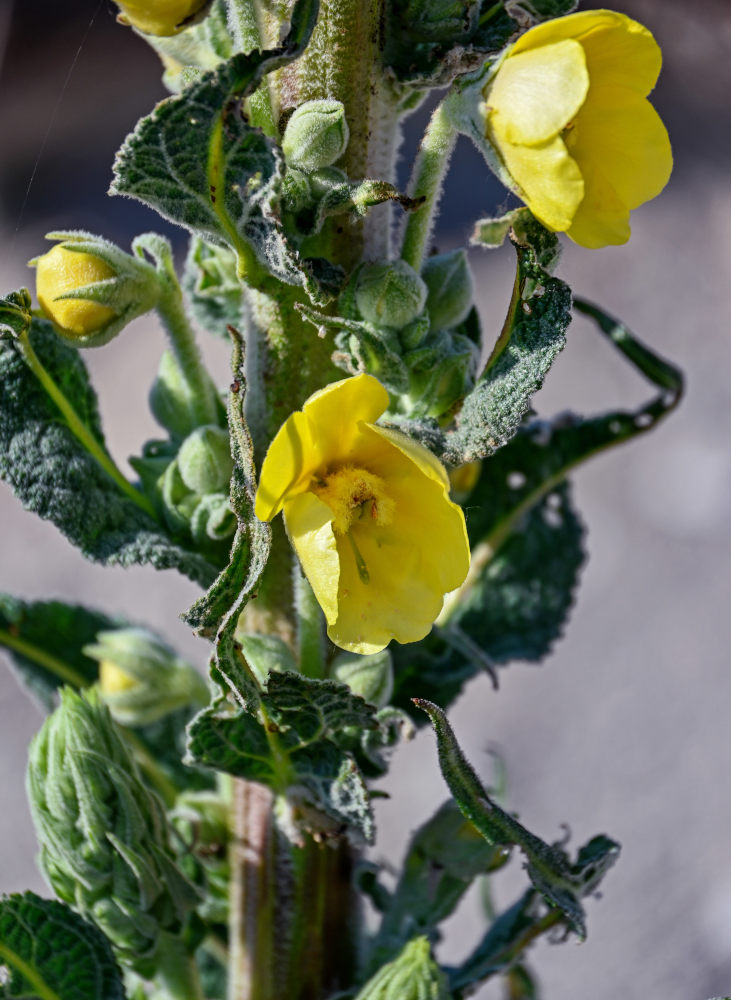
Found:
[1,1,730,998]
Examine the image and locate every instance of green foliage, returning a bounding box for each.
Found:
[188,670,376,844]
[391,290,683,716]
[439,223,571,465]
[182,238,245,340]
[0,892,126,1000]
[27,690,199,976]
[0,318,217,585]
[183,329,271,641]
[415,700,620,939]
[512,0,578,21]
[0,595,119,710]
[369,800,505,970]
[385,0,517,88]
[111,0,341,304]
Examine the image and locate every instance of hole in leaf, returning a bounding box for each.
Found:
[546,493,562,510]
[507,471,526,489]
[609,420,622,434]
[634,413,653,428]
[543,506,563,529]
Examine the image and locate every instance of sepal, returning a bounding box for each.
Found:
[354,937,451,1000]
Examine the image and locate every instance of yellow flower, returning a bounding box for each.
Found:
[114,0,209,36]
[35,244,116,337]
[255,374,470,655]
[482,9,672,248]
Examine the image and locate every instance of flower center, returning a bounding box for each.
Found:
[311,465,395,536]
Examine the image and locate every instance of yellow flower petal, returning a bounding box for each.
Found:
[254,410,317,521]
[565,162,630,248]
[284,492,340,625]
[511,9,662,96]
[494,133,584,232]
[302,373,390,467]
[255,373,389,522]
[570,90,672,209]
[487,39,589,146]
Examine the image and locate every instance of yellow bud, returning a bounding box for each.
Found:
[35,245,116,338]
[99,660,138,695]
[115,0,210,36]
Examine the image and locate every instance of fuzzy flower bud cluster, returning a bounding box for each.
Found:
[335,255,478,419]
[27,689,199,975]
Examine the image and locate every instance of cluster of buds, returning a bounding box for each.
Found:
[156,423,236,547]
[334,252,478,419]
[30,232,160,347]
[27,689,200,975]
[86,626,208,727]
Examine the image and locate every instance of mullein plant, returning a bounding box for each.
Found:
[0,1,683,999]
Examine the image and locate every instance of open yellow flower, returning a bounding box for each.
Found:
[482,9,672,247]
[255,374,470,655]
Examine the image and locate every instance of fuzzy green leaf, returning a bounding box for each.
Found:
[0,892,125,1000]
[440,225,570,465]
[187,700,374,843]
[111,0,336,303]
[0,595,119,710]
[262,671,379,743]
[415,700,619,939]
[0,320,217,585]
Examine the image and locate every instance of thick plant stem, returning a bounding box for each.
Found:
[229,779,360,1000]
[400,101,457,272]
[16,331,156,518]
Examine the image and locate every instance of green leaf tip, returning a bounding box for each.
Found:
[414,699,620,940]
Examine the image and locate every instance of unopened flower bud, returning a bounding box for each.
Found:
[354,937,450,1000]
[86,627,208,726]
[333,650,393,709]
[27,689,199,975]
[421,249,473,331]
[177,425,233,494]
[354,260,428,330]
[282,100,350,172]
[114,0,211,37]
[30,232,159,347]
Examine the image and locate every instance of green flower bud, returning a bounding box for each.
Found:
[282,100,350,172]
[84,627,208,727]
[354,937,450,1000]
[149,350,200,440]
[354,260,428,330]
[30,232,160,347]
[421,249,473,331]
[27,689,199,975]
[189,491,236,544]
[177,425,233,494]
[333,650,393,709]
[158,453,235,547]
[114,0,212,37]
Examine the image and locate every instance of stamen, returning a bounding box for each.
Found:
[346,531,370,585]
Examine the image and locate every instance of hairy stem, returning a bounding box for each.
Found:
[156,272,220,429]
[400,101,457,271]
[16,331,156,519]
